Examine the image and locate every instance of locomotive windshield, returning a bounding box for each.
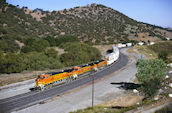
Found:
[38,75,45,79]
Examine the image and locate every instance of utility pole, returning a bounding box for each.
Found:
[35,58,37,77]
[92,73,94,109]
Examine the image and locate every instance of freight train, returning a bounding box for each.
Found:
[35,45,120,90]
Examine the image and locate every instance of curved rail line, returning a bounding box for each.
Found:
[0,53,128,113]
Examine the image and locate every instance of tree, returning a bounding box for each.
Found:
[24,52,63,70]
[60,42,101,66]
[147,40,150,44]
[21,39,50,53]
[0,50,4,73]
[130,40,138,45]
[1,53,26,73]
[24,37,36,46]
[44,36,56,47]
[0,0,6,7]
[33,39,50,52]
[158,51,168,62]
[136,59,166,97]
[1,39,20,53]
[56,35,79,46]
[44,48,58,59]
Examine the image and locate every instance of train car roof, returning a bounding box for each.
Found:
[99,59,104,62]
[63,69,73,72]
[81,64,89,68]
[47,71,64,76]
[95,59,104,64]
[47,68,74,75]
[105,52,116,57]
[88,63,94,66]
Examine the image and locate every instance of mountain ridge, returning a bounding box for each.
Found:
[0,3,172,47]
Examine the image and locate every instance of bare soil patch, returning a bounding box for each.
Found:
[100,91,144,107]
[53,47,66,55]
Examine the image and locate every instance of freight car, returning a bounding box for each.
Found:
[35,45,120,91]
[105,45,119,65]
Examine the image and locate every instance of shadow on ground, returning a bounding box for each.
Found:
[110,82,141,90]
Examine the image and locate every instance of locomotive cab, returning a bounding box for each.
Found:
[37,75,45,80]
[35,74,50,89]
[36,74,49,81]
[72,66,80,71]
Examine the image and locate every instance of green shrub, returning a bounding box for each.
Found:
[21,38,50,53]
[60,42,101,66]
[0,39,20,53]
[0,53,26,73]
[56,35,79,46]
[23,52,63,71]
[0,51,63,74]
[44,48,59,59]
[43,36,56,47]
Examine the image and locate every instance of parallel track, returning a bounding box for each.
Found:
[0,53,128,113]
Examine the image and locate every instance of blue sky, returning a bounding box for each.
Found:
[7,0,172,28]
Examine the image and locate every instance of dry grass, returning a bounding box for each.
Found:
[127,45,157,59]
[0,71,39,86]
[137,45,157,59]
[128,97,172,113]
[71,92,144,113]
[101,94,144,107]
[126,47,137,54]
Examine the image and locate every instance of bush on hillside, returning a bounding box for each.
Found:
[0,52,63,74]
[21,38,50,53]
[1,39,20,53]
[60,42,101,66]
[43,36,56,47]
[23,52,63,71]
[158,51,168,62]
[55,35,79,46]
[44,48,59,59]
[0,52,25,73]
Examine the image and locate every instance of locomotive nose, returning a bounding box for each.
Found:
[36,78,40,82]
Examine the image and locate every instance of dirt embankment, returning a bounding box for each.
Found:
[94,45,113,57]
[0,67,70,87]
[127,45,157,59]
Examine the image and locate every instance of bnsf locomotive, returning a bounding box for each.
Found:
[35,46,119,90]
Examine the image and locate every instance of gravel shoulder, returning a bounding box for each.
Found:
[12,48,140,113]
[0,79,35,100]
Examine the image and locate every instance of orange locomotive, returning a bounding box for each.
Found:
[35,59,107,90]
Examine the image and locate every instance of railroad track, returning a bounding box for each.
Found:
[0,53,128,113]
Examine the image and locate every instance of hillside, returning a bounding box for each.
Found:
[0,2,172,51]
